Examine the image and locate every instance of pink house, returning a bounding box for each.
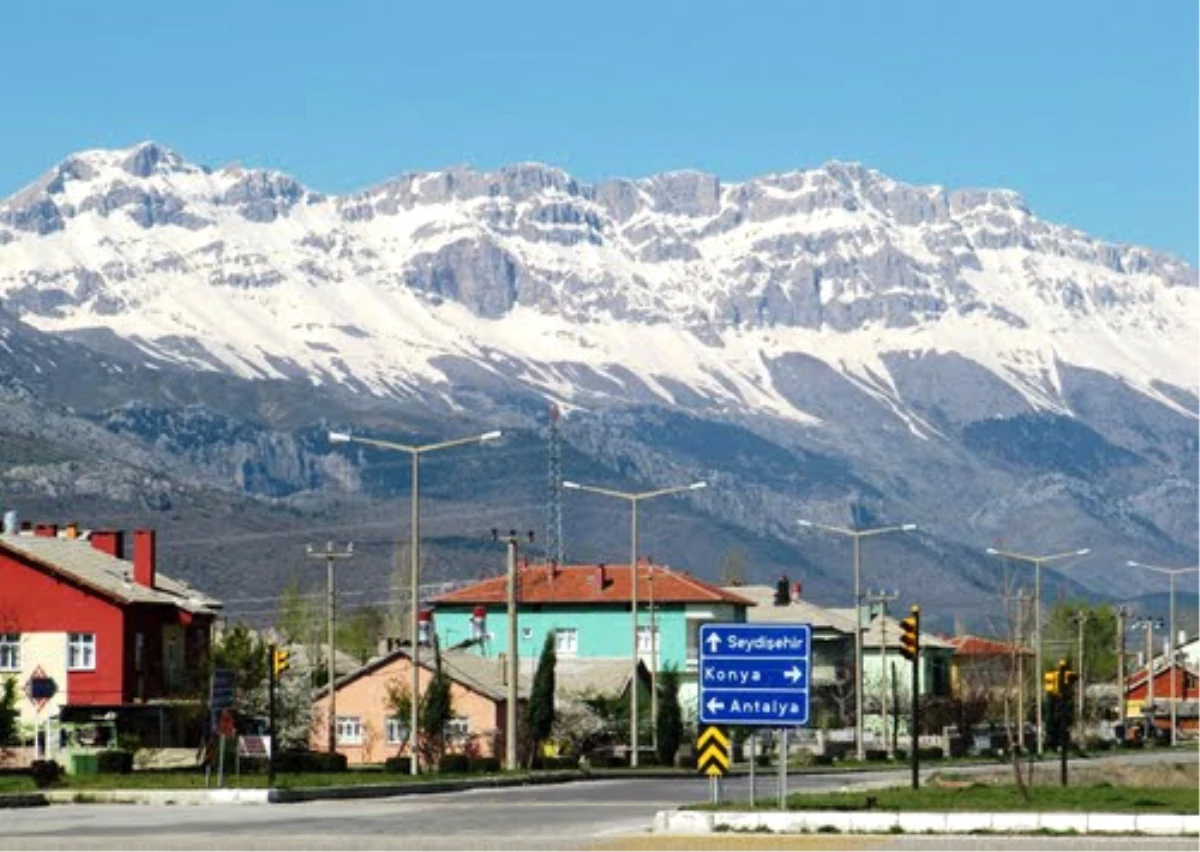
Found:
[310,647,524,765]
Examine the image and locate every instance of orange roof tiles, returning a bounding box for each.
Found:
[947,635,1033,656]
[432,561,755,607]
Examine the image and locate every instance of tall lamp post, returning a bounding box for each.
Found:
[563,479,707,767]
[986,546,1089,755]
[1127,561,1199,747]
[329,428,501,775]
[797,520,916,761]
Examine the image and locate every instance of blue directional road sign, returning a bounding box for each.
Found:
[698,623,811,727]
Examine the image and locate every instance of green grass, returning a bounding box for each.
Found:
[0,776,36,794]
[708,783,1200,814]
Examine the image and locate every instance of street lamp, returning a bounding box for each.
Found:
[563,478,707,767]
[985,546,1089,755]
[797,520,916,761]
[1127,561,1199,746]
[329,428,501,775]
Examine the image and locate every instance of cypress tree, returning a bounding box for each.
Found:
[655,665,683,766]
[526,632,557,765]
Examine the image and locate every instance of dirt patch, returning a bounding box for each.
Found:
[931,757,1198,789]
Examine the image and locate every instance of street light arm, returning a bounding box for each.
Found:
[797,519,856,537]
[419,431,502,454]
[986,547,1089,564]
[636,481,708,501]
[858,523,918,539]
[1127,560,1200,576]
[330,432,418,454]
[562,482,637,501]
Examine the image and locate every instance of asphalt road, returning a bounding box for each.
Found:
[0,752,1194,851]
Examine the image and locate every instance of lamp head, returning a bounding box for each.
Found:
[689,481,708,491]
[480,430,502,443]
[901,523,917,531]
[797,519,813,528]
[1074,548,1091,557]
[328,431,351,444]
[985,547,999,555]
[562,480,581,490]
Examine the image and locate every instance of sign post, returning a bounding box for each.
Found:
[698,624,812,727]
[699,623,811,812]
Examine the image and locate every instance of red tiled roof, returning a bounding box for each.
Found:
[432,561,755,607]
[946,635,1033,657]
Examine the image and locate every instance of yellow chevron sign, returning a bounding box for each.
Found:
[696,725,730,776]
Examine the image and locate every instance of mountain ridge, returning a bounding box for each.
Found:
[0,141,1195,620]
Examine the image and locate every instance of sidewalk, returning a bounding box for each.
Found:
[655,808,1200,836]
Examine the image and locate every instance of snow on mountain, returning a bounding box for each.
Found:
[1,142,1195,435]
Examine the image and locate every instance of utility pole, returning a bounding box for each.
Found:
[1127,563,1199,747]
[865,590,898,758]
[1005,587,1034,753]
[1114,606,1129,728]
[493,529,533,771]
[1072,610,1089,731]
[307,541,354,754]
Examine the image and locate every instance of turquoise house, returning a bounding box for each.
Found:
[430,560,754,720]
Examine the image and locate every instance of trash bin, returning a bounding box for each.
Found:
[72,753,100,776]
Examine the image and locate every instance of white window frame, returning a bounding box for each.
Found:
[385,717,408,744]
[335,716,363,745]
[0,633,18,671]
[636,625,660,655]
[554,628,578,656]
[67,633,96,671]
[444,717,469,742]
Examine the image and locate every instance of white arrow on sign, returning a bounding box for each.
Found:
[784,665,803,684]
[706,697,725,715]
[705,632,722,653]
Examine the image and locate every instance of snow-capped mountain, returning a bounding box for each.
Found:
[0,142,1195,612]
[1,142,1194,421]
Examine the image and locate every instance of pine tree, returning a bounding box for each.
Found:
[526,632,557,765]
[655,665,683,766]
[0,676,18,746]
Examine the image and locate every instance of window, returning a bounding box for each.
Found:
[444,717,469,742]
[637,626,659,655]
[335,716,363,745]
[0,634,18,671]
[385,717,409,744]
[67,633,96,671]
[554,628,578,656]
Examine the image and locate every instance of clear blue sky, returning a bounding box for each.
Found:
[4,1,1196,261]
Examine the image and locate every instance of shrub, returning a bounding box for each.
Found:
[30,760,62,788]
[97,750,134,774]
[276,750,347,773]
[533,756,576,771]
[470,757,501,774]
[383,756,409,773]
[437,753,470,774]
[754,754,774,768]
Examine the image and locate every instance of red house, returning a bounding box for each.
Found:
[0,521,221,741]
[1124,661,1200,733]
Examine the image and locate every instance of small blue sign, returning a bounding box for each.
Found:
[698,623,811,727]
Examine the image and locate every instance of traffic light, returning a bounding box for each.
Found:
[899,606,920,662]
[272,647,290,677]
[1043,670,1060,696]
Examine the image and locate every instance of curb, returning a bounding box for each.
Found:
[269,770,583,803]
[654,809,1200,836]
[0,793,49,809]
[34,771,587,806]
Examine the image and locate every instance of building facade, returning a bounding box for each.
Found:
[0,521,220,741]
[431,561,753,718]
[310,647,519,765]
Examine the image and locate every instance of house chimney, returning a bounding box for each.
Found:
[65,522,79,540]
[90,530,125,559]
[596,563,607,589]
[133,529,157,589]
[34,523,58,538]
[19,520,32,534]
[2,511,16,535]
